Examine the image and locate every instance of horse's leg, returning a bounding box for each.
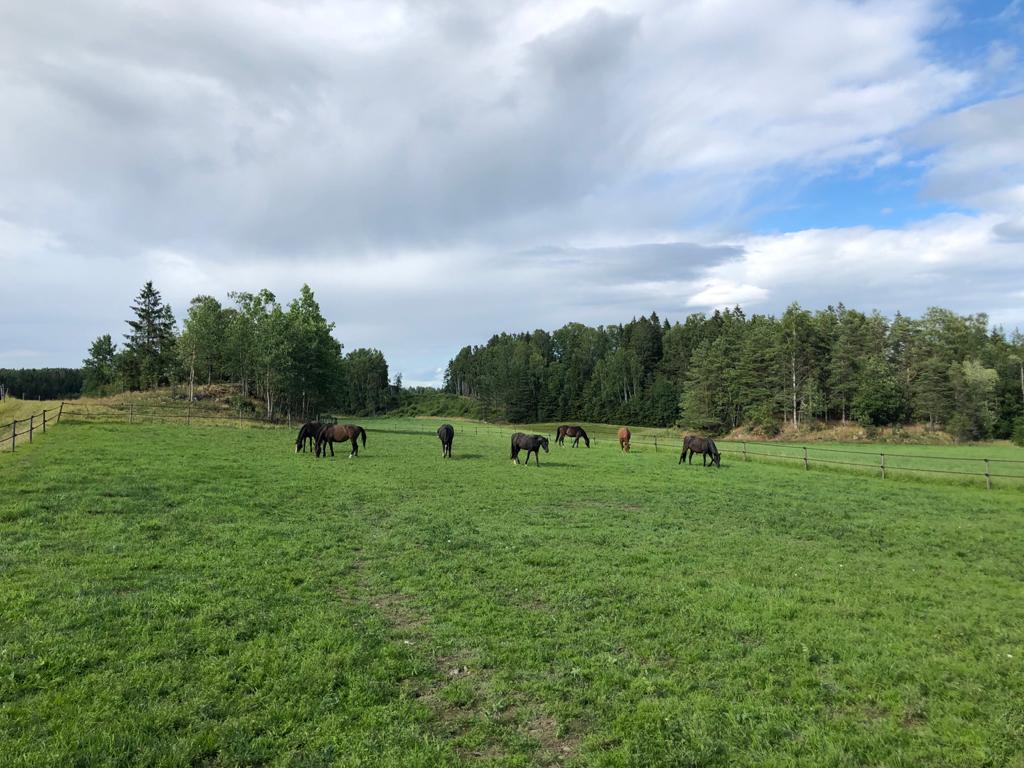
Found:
[702,452,707,467]
[329,440,334,457]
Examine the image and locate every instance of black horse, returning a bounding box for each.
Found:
[679,435,721,467]
[295,421,322,453]
[316,424,367,458]
[555,425,590,447]
[437,423,454,458]
[511,432,549,466]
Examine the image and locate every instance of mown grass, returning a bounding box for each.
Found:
[2,421,1023,767]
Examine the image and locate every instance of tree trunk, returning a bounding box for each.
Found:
[189,348,196,402]
[791,349,798,430]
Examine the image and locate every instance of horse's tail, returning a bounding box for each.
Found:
[359,426,367,447]
[510,435,516,458]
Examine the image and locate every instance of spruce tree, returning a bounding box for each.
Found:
[124,281,177,389]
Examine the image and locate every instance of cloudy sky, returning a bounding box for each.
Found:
[2,0,1022,384]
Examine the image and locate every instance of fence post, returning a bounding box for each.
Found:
[238,406,242,428]
[11,419,16,452]
[802,446,809,471]
[288,410,292,429]
[743,442,748,462]
[57,401,64,423]
[187,403,191,426]
[29,415,33,443]
[985,459,991,491]
[654,437,658,452]
[880,453,885,480]
[129,403,133,424]
[42,409,47,432]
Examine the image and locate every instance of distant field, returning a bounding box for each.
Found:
[2,421,1022,766]
[340,417,1024,489]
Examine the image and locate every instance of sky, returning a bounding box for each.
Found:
[2,0,1022,386]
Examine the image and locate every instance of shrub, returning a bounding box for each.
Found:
[1012,417,1024,447]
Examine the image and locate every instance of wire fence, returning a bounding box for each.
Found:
[0,403,64,453]
[8,402,1023,489]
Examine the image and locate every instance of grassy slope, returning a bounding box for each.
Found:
[0,397,63,425]
[2,422,1023,767]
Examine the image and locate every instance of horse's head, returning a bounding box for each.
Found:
[541,437,549,453]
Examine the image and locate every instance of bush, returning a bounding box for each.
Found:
[946,413,975,443]
[1012,417,1024,447]
[745,403,780,436]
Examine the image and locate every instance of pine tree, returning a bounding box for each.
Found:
[123,281,177,389]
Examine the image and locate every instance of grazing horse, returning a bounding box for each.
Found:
[511,432,549,466]
[295,421,322,453]
[679,435,721,467]
[316,424,367,458]
[555,425,590,447]
[437,423,455,458]
[618,427,631,453]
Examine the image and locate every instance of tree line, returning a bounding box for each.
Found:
[0,368,84,401]
[444,305,1024,441]
[82,281,397,418]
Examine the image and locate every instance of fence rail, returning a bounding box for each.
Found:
[8,403,1022,489]
[0,402,63,453]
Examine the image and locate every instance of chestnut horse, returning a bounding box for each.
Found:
[555,425,590,447]
[437,423,454,458]
[316,424,367,458]
[618,427,631,452]
[679,435,720,467]
[511,432,549,465]
[295,421,322,453]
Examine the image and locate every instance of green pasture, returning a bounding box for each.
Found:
[1,421,1022,766]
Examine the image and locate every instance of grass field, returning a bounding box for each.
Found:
[2,421,1023,766]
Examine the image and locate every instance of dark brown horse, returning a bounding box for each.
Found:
[295,421,322,453]
[437,423,454,458]
[316,424,367,458]
[679,435,720,467]
[617,427,631,452]
[511,432,549,465]
[555,425,590,447]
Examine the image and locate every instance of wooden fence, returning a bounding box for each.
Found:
[0,403,63,453]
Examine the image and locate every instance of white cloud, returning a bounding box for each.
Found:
[1,0,1021,383]
[687,214,1024,323]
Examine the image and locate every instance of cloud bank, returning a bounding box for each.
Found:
[2,0,1022,383]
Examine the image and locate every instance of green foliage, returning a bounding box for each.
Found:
[851,355,907,427]
[88,283,398,420]
[386,389,482,419]
[341,348,391,415]
[0,368,83,400]
[122,281,177,390]
[947,359,1000,440]
[446,304,1024,435]
[82,334,118,394]
[2,423,1022,765]
[1011,417,1024,447]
